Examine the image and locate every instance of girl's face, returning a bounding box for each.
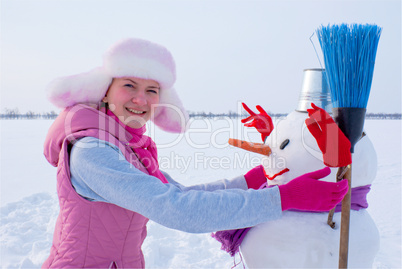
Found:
[103,77,160,129]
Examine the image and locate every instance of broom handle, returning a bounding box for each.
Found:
[339,164,352,269]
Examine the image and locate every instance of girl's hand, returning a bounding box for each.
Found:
[278,167,349,211]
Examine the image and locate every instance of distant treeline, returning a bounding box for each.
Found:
[187,111,289,119]
[0,108,401,120]
[0,109,59,120]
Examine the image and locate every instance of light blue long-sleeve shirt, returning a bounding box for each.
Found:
[70,137,282,233]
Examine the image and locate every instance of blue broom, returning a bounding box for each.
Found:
[316,23,382,268]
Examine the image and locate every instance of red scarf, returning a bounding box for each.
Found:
[106,110,168,183]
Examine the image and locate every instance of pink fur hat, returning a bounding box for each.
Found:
[47,38,188,133]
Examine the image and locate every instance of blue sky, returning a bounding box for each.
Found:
[1,0,401,114]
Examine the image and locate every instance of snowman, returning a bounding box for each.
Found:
[238,70,380,268]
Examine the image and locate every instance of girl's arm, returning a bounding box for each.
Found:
[162,165,267,191]
[161,171,247,192]
[70,137,282,233]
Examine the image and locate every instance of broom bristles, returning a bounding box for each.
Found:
[316,24,382,108]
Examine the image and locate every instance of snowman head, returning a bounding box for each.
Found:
[261,110,377,188]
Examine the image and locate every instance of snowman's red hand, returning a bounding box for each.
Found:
[305,103,352,167]
[241,103,274,142]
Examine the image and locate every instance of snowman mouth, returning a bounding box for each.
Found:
[265,168,290,180]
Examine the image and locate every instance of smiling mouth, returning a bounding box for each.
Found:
[126,108,146,115]
[265,168,290,180]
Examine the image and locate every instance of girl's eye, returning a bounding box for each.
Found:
[148,89,159,94]
[124,84,135,88]
[280,139,290,150]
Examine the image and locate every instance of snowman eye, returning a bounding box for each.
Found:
[280,139,290,150]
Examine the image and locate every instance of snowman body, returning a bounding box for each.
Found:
[240,111,380,268]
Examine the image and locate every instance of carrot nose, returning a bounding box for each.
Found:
[228,138,272,156]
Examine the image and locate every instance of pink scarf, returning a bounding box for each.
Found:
[106,110,168,184]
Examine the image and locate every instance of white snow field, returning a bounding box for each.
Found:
[1,117,401,268]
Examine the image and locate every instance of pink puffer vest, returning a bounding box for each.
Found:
[42,104,150,268]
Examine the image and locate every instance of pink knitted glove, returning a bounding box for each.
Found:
[244,165,267,190]
[278,167,349,212]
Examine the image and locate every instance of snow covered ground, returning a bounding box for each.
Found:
[1,118,401,268]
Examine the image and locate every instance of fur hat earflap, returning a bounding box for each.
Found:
[47,38,188,133]
[47,67,112,108]
[153,87,189,133]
